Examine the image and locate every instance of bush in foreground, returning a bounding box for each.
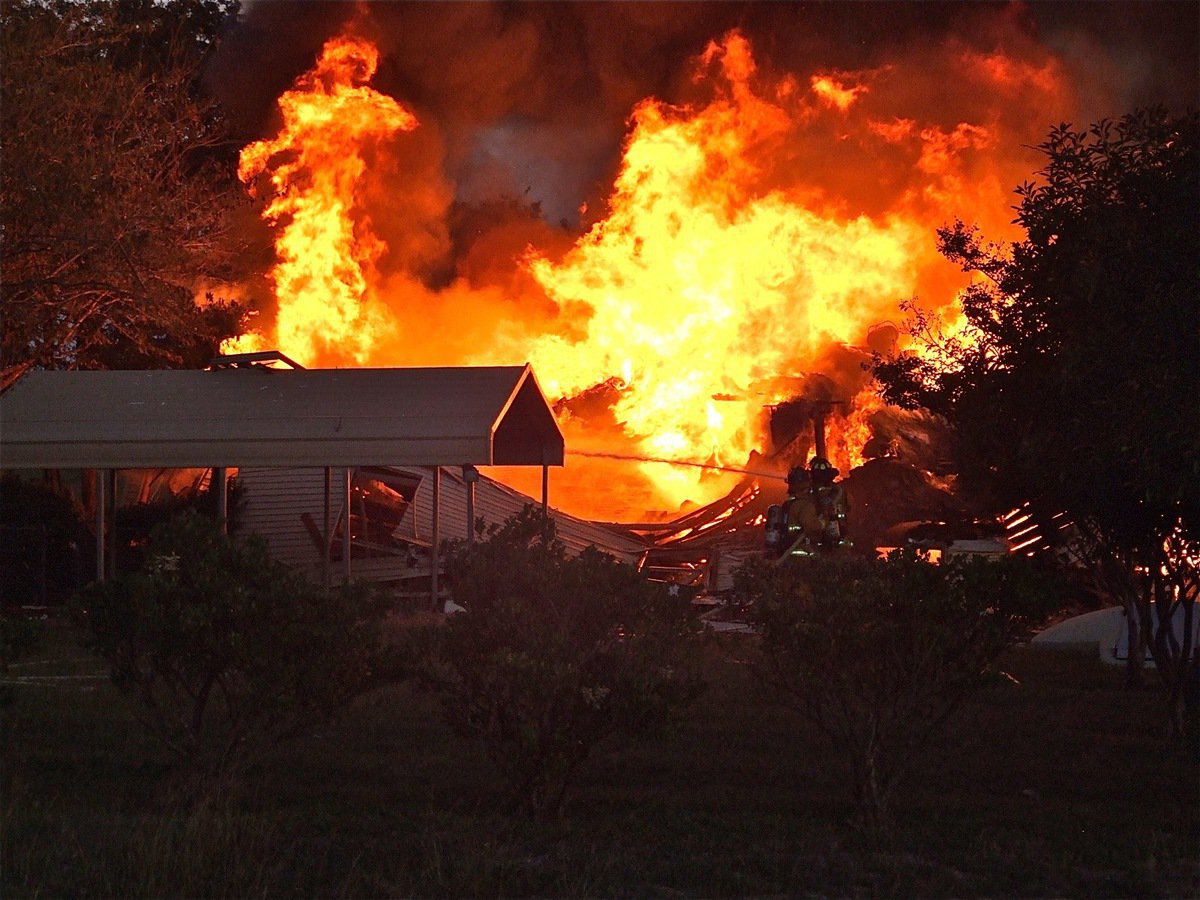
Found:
[737,551,1060,836]
[1,473,89,605]
[73,509,388,779]
[428,507,706,821]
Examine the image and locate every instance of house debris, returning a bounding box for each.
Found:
[1,357,1015,611]
[236,463,648,603]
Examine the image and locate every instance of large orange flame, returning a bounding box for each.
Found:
[233,36,418,366]
[235,29,1071,520]
[518,35,923,501]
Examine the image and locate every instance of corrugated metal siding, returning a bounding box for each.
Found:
[0,365,563,469]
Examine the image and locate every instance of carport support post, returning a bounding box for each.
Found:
[342,467,352,584]
[214,467,228,535]
[94,468,107,582]
[322,466,332,591]
[541,454,549,512]
[463,465,479,546]
[431,466,441,610]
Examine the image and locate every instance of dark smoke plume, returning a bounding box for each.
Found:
[212,2,1197,232]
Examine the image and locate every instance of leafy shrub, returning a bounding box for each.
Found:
[1,473,89,606]
[736,551,1058,835]
[427,507,705,821]
[111,474,246,576]
[73,509,388,777]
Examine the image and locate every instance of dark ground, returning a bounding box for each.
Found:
[2,622,1197,897]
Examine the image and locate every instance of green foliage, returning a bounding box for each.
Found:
[0,0,247,375]
[738,551,1050,835]
[955,551,1073,634]
[428,507,706,821]
[111,474,247,576]
[72,509,388,776]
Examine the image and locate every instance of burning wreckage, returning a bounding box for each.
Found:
[210,449,1007,611]
[214,390,1008,618]
[234,394,1008,610]
[10,19,1083,604]
[631,400,1008,601]
[0,357,1012,614]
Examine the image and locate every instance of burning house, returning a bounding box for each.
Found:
[10,5,1189,596]
[208,6,1140,530]
[0,359,650,603]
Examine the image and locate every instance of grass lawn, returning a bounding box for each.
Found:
[2,620,1197,897]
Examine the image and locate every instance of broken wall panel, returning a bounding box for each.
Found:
[236,464,647,587]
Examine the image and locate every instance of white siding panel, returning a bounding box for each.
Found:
[235,465,648,583]
[236,467,337,571]
[399,466,646,564]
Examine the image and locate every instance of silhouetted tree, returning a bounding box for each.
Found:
[426,507,705,822]
[738,551,1059,837]
[74,509,388,779]
[1,0,246,380]
[875,109,1199,735]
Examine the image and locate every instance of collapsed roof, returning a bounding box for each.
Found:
[633,457,975,592]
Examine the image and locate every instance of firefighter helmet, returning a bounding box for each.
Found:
[809,456,839,481]
[786,465,809,492]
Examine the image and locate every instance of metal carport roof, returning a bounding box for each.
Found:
[0,364,565,469]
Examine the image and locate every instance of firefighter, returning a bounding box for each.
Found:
[782,465,823,552]
[809,456,849,547]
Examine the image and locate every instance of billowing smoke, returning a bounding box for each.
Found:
[214,2,1194,225]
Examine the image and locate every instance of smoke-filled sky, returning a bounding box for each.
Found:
[213,1,1196,225]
